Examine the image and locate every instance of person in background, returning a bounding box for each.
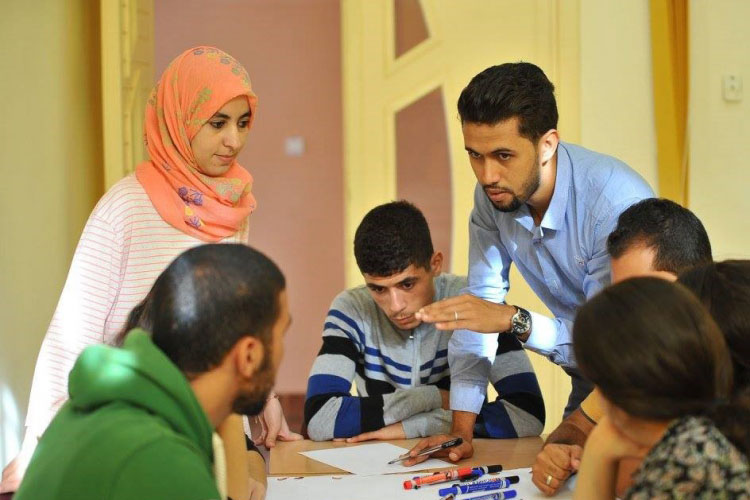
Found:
[305,201,544,442]
[572,278,750,499]
[531,198,712,495]
[0,46,300,496]
[14,244,289,500]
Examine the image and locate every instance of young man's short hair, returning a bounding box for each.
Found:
[354,201,434,277]
[457,61,558,142]
[607,198,712,274]
[121,243,285,374]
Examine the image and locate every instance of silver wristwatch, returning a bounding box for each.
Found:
[508,306,532,338]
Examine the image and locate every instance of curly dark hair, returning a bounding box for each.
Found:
[354,201,433,277]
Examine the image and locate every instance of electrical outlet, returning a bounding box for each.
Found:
[722,74,743,102]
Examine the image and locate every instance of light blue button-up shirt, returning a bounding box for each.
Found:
[449,142,654,414]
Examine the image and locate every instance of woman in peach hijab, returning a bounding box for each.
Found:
[1,46,301,499]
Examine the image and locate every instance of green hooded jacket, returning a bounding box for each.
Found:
[15,329,221,500]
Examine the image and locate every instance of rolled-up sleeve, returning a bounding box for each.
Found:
[449,185,513,414]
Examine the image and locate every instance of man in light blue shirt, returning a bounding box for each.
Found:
[404,62,653,465]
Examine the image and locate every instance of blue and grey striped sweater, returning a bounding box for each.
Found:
[305,274,545,440]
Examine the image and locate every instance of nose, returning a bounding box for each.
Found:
[223,125,242,151]
[477,161,503,187]
[389,289,406,314]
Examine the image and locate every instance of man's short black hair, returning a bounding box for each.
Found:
[119,244,285,375]
[354,201,434,277]
[457,62,558,142]
[607,198,712,274]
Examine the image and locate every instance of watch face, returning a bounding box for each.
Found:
[512,309,531,334]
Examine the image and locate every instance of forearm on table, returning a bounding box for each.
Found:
[451,410,478,441]
[482,338,545,437]
[545,409,595,447]
[382,385,443,424]
[401,408,452,438]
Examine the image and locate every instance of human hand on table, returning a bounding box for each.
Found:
[343,422,406,443]
[402,433,474,466]
[247,476,266,500]
[415,294,515,333]
[531,443,582,496]
[250,393,303,448]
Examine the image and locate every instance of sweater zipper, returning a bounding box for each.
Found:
[411,327,419,387]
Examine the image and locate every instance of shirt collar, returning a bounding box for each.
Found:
[539,142,572,231]
[511,143,571,234]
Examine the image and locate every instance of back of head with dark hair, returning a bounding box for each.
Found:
[679,260,750,392]
[354,201,434,277]
[607,198,712,274]
[116,243,285,375]
[457,62,558,142]
[574,277,749,455]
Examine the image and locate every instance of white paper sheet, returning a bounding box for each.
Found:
[298,442,452,475]
[267,467,576,500]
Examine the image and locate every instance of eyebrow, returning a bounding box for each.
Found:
[392,277,418,288]
[211,111,251,120]
[465,146,514,155]
[366,276,417,289]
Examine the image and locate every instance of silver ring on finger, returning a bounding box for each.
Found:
[454,310,459,321]
[545,474,552,486]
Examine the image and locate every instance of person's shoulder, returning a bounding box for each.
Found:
[23,407,211,499]
[653,416,740,466]
[331,285,369,311]
[110,433,219,500]
[656,416,750,493]
[91,174,152,223]
[436,273,467,299]
[328,285,380,326]
[563,142,653,201]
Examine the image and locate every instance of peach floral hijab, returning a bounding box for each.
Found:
[136,46,258,242]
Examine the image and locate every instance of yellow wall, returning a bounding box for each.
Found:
[580,0,659,189]
[688,0,750,260]
[0,0,102,464]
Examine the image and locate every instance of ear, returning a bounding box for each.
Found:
[538,129,559,165]
[232,335,265,380]
[430,251,444,277]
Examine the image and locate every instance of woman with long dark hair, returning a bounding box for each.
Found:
[573,278,749,499]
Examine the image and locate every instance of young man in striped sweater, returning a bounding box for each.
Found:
[304,201,545,442]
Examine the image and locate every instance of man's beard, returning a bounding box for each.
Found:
[232,389,270,417]
[485,158,541,213]
[231,345,274,417]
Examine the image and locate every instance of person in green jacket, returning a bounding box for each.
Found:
[14,243,290,500]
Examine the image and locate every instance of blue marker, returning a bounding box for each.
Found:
[441,491,517,500]
[438,476,519,497]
